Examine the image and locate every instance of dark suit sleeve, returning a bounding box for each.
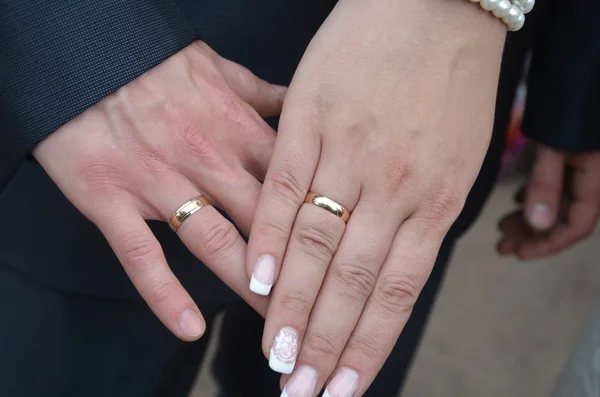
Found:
[0,0,197,192]
[522,0,600,153]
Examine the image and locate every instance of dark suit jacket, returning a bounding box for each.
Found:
[0,0,597,301]
[524,0,600,151]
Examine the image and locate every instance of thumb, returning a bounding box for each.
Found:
[525,144,565,231]
[217,56,287,118]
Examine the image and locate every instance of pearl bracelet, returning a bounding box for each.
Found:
[469,0,535,31]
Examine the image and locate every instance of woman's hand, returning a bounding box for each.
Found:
[34,41,285,341]
[246,0,505,395]
[498,143,600,259]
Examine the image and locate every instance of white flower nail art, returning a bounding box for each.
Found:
[270,327,299,374]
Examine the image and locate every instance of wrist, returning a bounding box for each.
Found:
[470,0,534,31]
[337,0,506,46]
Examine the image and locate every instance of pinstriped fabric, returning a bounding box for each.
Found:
[0,0,197,192]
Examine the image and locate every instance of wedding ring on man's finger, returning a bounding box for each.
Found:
[169,195,211,232]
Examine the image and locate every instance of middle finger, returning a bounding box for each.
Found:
[282,198,403,396]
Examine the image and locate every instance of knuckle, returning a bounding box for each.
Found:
[220,92,259,129]
[198,220,240,260]
[166,106,224,170]
[279,290,313,317]
[434,186,464,219]
[293,223,339,263]
[374,273,423,316]
[253,220,289,245]
[147,278,180,307]
[346,333,382,363]
[331,262,378,302]
[120,233,160,268]
[76,157,126,194]
[421,186,465,230]
[118,232,179,308]
[181,134,222,171]
[385,161,418,199]
[235,65,260,97]
[268,169,306,204]
[303,331,339,359]
[132,149,173,180]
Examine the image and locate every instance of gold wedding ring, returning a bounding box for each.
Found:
[169,195,211,232]
[304,192,351,223]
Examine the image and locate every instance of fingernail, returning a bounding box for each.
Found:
[269,327,299,374]
[250,254,276,295]
[528,203,553,230]
[323,367,359,397]
[281,366,318,397]
[177,309,204,339]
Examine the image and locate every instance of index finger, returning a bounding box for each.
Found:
[246,110,322,295]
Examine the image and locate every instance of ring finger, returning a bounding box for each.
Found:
[151,177,269,315]
[194,165,266,236]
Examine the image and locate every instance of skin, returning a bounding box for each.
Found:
[33,1,587,395]
[33,42,285,340]
[498,143,600,260]
[246,0,506,394]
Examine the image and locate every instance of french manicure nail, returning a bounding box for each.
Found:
[269,327,299,374]
[177,309,204,339]
[529,203,553,230]
[250,254,276,295]
[323,367,359,397]
[281,366,318,397]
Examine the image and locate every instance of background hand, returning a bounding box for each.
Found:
[498,143,600,259]
[33,42,285,341]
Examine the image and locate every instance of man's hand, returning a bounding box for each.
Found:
[498,143,600,259]
[245,0,506,395]
[33,42,285,341]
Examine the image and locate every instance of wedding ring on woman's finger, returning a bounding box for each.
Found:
[169,195,211,232]
[304,192,351,223]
